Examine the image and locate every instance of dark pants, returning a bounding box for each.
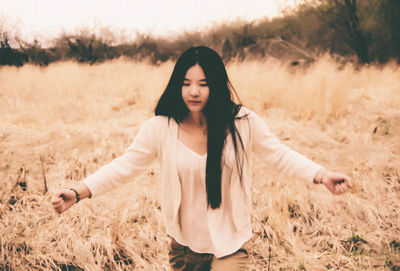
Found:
[168,238,248,271]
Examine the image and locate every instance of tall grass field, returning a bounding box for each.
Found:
[1,57,399,270]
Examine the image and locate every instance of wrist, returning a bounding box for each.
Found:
[313,169,327,184]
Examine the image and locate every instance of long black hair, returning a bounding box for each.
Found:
[155,46,245,209]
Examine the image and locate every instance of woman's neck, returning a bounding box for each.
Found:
[184,112,206,127]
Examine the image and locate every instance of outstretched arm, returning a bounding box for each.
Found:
[313,168,352,195]
[51,116,163,214]
[249,110,323,182]
[248,109,352,193]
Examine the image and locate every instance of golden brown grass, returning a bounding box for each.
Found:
[1,56,399,270]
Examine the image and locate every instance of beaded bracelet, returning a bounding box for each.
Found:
[70,188,80,203]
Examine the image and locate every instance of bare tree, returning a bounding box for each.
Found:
[305,0,370,63]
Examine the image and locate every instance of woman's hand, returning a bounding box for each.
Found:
[314,169,352,195]
[51,189,77,214]
[51,183,91,214]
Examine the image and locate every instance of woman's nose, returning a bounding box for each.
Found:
[190,85,199,96]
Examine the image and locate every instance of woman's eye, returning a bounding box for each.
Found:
[183,83,190,86]
[200,84,208,87]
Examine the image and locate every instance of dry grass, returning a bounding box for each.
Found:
[1,56,399,270]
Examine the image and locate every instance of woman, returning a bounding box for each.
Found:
[51,46,352,270]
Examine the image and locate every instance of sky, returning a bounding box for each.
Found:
[0,0,297,45]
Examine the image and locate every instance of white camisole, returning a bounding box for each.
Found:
[173,140,213,253]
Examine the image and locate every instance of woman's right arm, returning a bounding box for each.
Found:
[51,116,162,214]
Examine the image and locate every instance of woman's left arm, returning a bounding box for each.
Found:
[248,110,351,194]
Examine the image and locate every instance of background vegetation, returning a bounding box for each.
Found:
[1,56,399,270]
[1,0,399,66]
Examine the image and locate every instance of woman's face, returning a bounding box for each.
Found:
[181,64,210,114]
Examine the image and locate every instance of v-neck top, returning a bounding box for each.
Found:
[174,140,212,253]
[172,140,246,257]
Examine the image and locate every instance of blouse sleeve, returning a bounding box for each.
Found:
[248,110,324,183]
[82,116,161,197]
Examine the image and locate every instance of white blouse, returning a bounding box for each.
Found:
[82,107,324,258]
[172,140,251,256]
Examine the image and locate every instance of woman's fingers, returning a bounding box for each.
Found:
[51,197,62,205]
[335,180,350,194]
[51,191,68,213]
[55,202,67,214]
[53,200,64,209]
[338,183,346,194]
[51,191,64,204]
[54,204,62,213]
[326,172,352,194]
[53,200,64,212]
